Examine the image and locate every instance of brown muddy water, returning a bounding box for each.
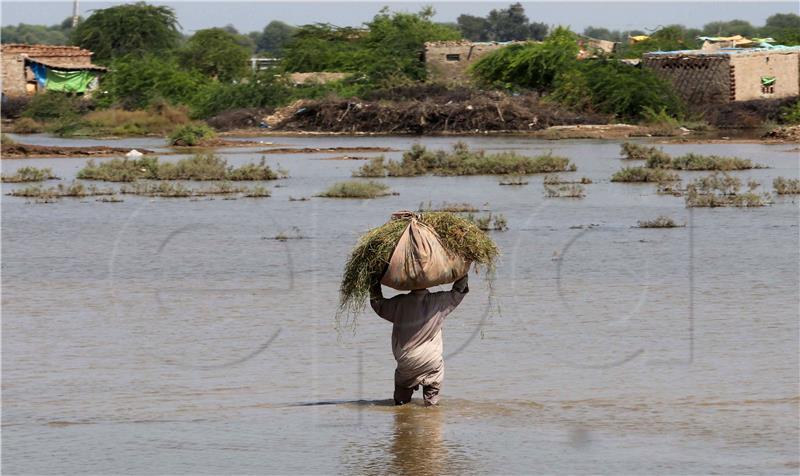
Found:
[2,134,798,475]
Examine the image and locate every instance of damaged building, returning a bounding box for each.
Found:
[642,47,800,104]
[424,40,520,84]
[1,44,106,96]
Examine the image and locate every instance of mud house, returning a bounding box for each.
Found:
[642,47,800,104]
[424,40,520,84]
[1,44,106,96]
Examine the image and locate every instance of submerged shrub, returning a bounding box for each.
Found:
[611,167,680,183]
[168,122,217,146]
[77,154,280,182]
[1,166,58,183]
[685,172,770,207]
[637,216,683,228]
[318,180,394,198]
[665,153,758,171]
[773,176,800,194]
[10,117,44,134]
[353,143,574,177]
[544,183,586,198]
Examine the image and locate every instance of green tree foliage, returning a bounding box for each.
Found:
[582,27,645,43]
[281,24,366,72]
[282,8,459,85]
[257,21,297,55]
[1,17,79,44]
[359,7,460,84]
[71,2,180,63]
[471,27,579,92]
[191,73,291,118]
[456,14,490,41]
[761,13,800,45]
[701,19,758,37]
[97,55,209,110]
[457,3,548,41]
[550,60,684,121]
[178,28,250,82]
[620,25,700,58]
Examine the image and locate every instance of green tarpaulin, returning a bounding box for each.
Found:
[761,76,777,86]
[45,69,95,93]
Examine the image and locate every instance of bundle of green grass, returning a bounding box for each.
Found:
[338,212,499,326]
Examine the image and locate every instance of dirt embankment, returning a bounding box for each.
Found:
[270,89,610,134]
[257,146,394,154]
[1,143,156,159]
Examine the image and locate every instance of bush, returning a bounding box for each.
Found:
[637,216,683,228]
[1,166,58,183]
[773,177,800,194]
[83,103,190,136]
[318,180,394,198]
[77,154,279,182]
[1,95,31,119]
[0,133,15,145]
[10,117,44,133]
[666,153,758,171]
[353,143,575,177]
[686,172,770,207]
[611,167,679,183]
[471,27,579,92]
[551,60,684,121]
[168,123,216,146]
[779,99,800,125]
[620,142,670,162]
[22,92,91,122]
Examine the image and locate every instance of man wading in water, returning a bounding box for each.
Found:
[370,274,469,406]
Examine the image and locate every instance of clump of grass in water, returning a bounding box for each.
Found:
[318,180,395,198]
[543,174,592,185]
[1,133,16,145]
[243,185,271,197]
[168,122,216,146]
[464,212,508,231]
[620,142,670,162]
[685,172,771,208]
[637,216,684,228]
[1,166,59,183]
[77,154,281,182]
[352,142,575,177]
[418,201,480,213]
[7,181,114,199]
[337,212,499,330]
[773,177,800,195]
[651,153,759,171]
[499,175,529,186]
[611,167,680,183]
[544,183,586,198]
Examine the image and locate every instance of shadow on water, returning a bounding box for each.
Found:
[289,399,395,407]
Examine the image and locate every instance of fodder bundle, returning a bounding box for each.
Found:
[337,212,499,328]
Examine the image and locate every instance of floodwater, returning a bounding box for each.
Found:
[2,134,798,474]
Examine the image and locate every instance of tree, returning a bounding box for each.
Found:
[358,7,461,84]
[457,14,490,41]
[257,21,297,56]
[71,2,180,63]
[701,19,757,37]
[761,13,800,45]
[178,28,250,82]
[487,2,532,41]
[1,17,78,45]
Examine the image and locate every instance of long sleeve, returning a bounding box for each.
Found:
[369,283,396,323]
[429,274,469,315]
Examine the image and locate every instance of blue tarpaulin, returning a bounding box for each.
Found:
[29,62,48,87]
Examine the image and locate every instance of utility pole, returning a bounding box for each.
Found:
[72,0,79,28]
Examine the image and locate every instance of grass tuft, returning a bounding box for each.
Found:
[168,122,217,146]
[773,177,800,195]
[77,154,280,182]
[685,172,770,208]
[611,167,680,183]
[637,216,684,228]
[353,142,574,177]
[1,166,58,183]
[544,183,586,198]
[318,180,395,198]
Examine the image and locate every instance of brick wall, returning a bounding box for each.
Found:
[424,41,510,85]
[730,51,799,101]
[1,45,94,96]
[642,55,732,104]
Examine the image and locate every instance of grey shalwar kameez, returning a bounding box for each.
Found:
[370,275,469,406]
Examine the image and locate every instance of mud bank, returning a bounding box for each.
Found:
[1,143,156,159]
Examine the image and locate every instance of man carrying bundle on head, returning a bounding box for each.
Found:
[370,274,468,407]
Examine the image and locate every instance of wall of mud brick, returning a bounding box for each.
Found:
[642,56,732,104]
[730,52,800,101]
[425,42,508,85]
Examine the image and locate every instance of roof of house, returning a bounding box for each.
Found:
[26,57,107,72]
[1,43,93,57]
[644,46,800,57]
